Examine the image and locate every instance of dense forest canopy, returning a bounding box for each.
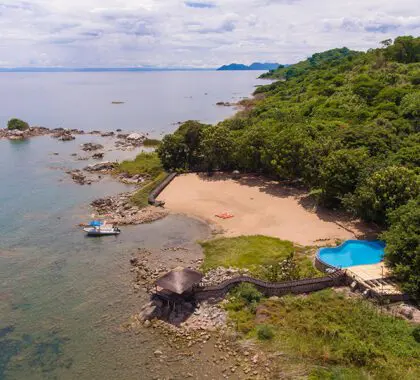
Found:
[158,36,420,297]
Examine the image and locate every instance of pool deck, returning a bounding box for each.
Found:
[348,263,389,280]
[346,263,402,296]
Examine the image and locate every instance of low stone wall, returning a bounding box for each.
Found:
[148,173,178,205]
[370,289,410,302]
[194,271,346,302]
[314,253,340,273]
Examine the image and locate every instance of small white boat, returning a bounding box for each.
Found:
[83,226,121,236]
[83,220,121,236]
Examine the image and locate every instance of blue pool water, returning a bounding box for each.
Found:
[318,240,385,268]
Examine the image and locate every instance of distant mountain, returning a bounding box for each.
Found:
[217,62,282,71]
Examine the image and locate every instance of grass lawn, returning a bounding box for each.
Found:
[116,152,166,208]
[226,288,420,380]
[117,152,163,177]
[130,172,167,208]
[200,235,319,279]
[142,138,161,147]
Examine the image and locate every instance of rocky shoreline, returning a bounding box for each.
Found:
[125,248,275,379]
[0,126,150,149]
[90,192,168,225]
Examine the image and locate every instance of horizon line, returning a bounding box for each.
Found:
[0,67,219,72]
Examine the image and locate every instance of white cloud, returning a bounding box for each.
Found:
[0,0,418,67]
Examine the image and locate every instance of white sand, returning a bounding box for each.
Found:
[158,173,371,246]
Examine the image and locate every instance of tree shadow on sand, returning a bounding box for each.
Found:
[196,172,380,240]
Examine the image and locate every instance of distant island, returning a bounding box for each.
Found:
[217,62,282,71]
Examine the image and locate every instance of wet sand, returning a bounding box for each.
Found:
[158,173,372,246]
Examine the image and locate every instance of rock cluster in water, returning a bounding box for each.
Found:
[66,169,97,185]
[0,126,121,141]
[0,126,51,140]
[114,132,147,150]
[81,142,104,151]
[84,161,116,173]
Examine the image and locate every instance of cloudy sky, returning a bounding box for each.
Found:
[0,0,419,68]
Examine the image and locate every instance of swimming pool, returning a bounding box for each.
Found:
[317,240,385,269]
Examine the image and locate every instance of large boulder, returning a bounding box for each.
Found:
[8,130,25,140]
[84,161,116,172]
[127,133,143,141]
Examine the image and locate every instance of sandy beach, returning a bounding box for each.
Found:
[158,173,373,246]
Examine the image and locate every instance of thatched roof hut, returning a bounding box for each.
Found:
[155,267,203,295]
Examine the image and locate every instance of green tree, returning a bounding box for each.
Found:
[384,36,420,63]
[382,198,420,298]
[346,166,420,224]
[157,121,208,170]
[352,74,383,104]
[320,148,370,205]
[400,92,420,120]
[157,133,188,170]
[200,125,234,171]
[7,118,29,131]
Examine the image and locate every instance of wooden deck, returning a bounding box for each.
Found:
[347,263,403,297]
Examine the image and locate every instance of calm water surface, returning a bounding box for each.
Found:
[0,71,264,135]
[0,71,263,379]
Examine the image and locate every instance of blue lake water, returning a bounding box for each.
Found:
[0,71,263,379]
[0,71,264,135]
[318,240,385,268]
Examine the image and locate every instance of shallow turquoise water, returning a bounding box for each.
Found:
[0,135,210,380]
[0,71,263,379]
[318,240,385,268]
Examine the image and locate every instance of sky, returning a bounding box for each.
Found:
[0,0,419,68]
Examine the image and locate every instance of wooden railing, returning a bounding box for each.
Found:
[193,271,347,301]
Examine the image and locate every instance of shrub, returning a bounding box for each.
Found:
[117,152,163,177]
[143,138,161,147]
[259,253,302,282]
[343,340,381,367]
[7,118,29,131]
[233,283,263,304]
[256,324,274,340]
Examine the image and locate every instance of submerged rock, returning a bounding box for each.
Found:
[100,131,114,137]
[58,133,75,141]
[92,152,104,159]
[81,142,104,151]
[66,169,92,185]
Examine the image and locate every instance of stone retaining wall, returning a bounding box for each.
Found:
[148,173,178,205]
[194,271,346,301]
